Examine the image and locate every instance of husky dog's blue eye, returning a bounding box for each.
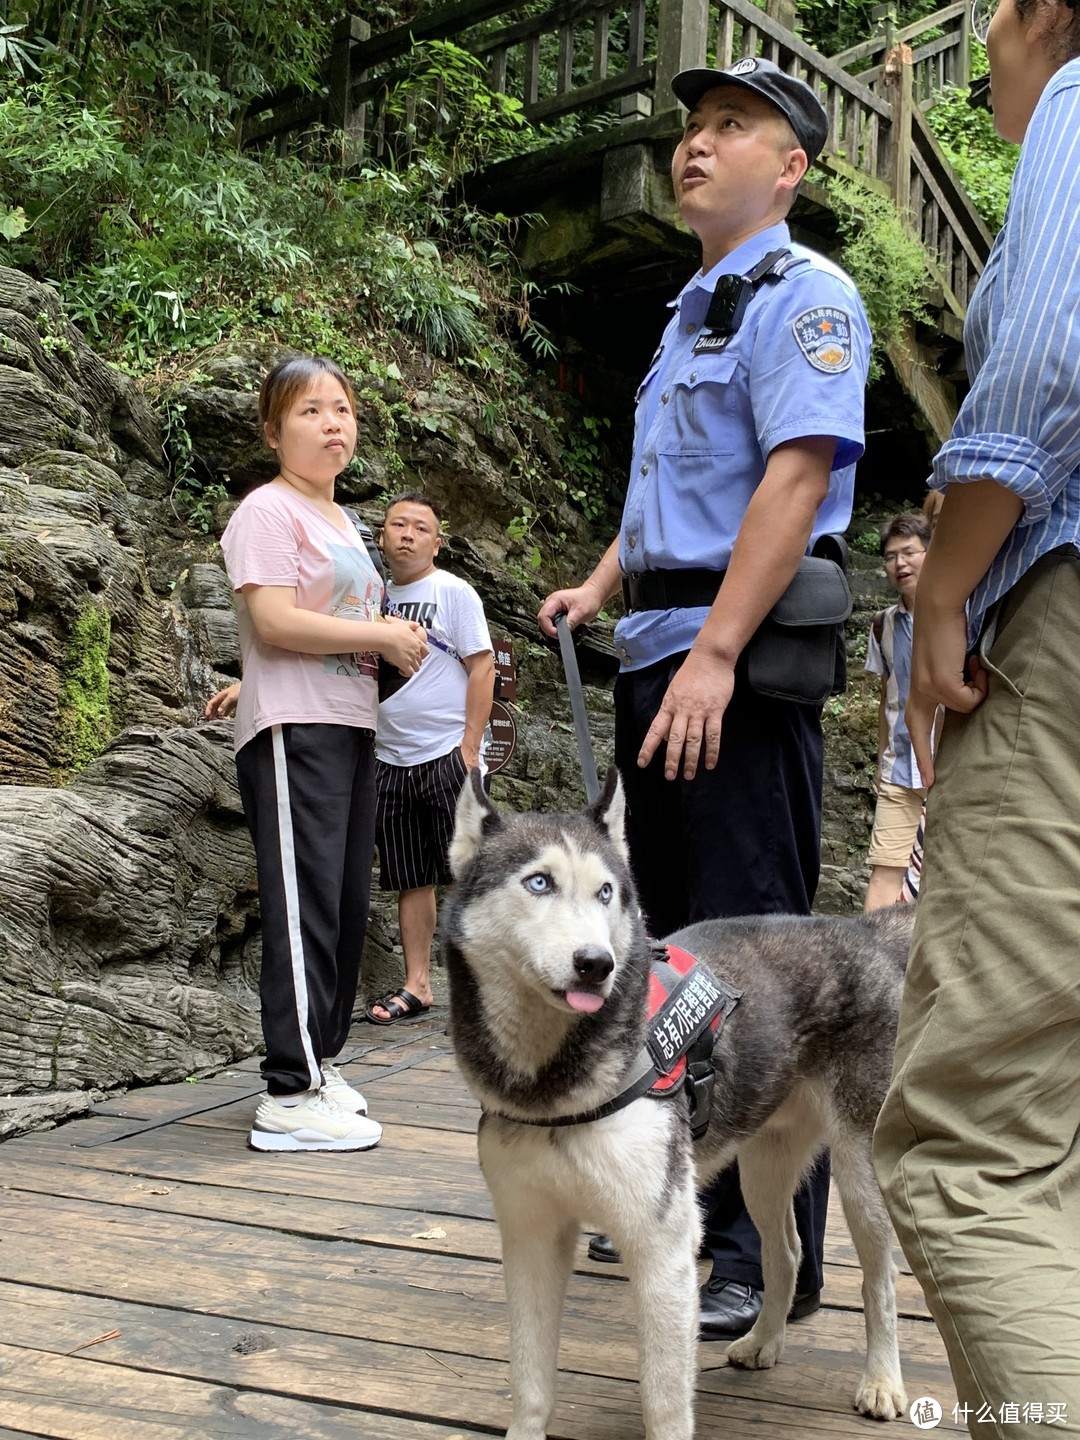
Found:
[524,873,553,894]
[598,882,613,904]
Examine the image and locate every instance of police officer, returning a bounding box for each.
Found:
[539,58,871,1339]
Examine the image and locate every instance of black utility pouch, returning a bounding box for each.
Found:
[745,553,852,706]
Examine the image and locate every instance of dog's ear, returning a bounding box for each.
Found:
[589,767,629,865]
[449,768,500,877]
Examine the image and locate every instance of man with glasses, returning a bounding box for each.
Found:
[864,513,933,910]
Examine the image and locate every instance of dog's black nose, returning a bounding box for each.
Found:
[572,946,614,984]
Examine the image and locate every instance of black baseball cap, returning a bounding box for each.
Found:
[672,58,829,165]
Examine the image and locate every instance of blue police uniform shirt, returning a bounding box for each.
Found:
[615,220,871,671]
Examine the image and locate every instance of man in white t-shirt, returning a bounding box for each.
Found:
[366,493,495,1024]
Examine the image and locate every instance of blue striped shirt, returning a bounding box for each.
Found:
[930,58,1080,641]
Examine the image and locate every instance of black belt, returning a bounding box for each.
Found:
[622,568,726,612]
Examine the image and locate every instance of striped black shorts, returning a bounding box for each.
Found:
[375,747,470,891]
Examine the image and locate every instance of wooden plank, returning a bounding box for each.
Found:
[2,1154,934,1315]
[0,1343,479,1440]
[490,44,509,94]
[525,64,655,124]
[0,1283,963,1437]
[3,1158,505,1259]
[592,10,609,80]
[0,1188,940,1351]
[523,32,541,107]
[557,21,574,93]
[352,0,521,70]
[720,0,890,115]
[5,1124,501,1221]
[715,7,735,69]
[0,1194,950,1383]
[627,0,646,66]
[1,1124,925,1305]
[831,0,965,69]
[466,0,611,56]
[0,1001,965,1439]
[911,106,993,257]
[895,0,966,40]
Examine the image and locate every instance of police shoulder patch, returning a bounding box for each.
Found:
[792,306,853,374]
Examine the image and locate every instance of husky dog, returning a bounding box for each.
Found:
[444,769,911,1440]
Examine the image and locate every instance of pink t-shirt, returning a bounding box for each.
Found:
[220,481,382,752]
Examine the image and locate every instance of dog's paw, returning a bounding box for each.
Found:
[854,1371,907,1421]
[725,1327,785,1371]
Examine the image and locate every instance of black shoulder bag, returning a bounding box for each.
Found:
[745,535,852,707]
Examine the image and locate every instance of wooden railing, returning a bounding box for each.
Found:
[832,0,971,107]
[469,0,654,123]
[242,0,991,315]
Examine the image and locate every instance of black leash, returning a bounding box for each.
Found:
[554,611,600,805]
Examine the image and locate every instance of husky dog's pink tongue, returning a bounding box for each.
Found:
[566,990,605,1013]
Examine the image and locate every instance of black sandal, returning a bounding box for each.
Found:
[365,987,431,1025]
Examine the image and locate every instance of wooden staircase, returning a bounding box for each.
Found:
[242,0,996,436]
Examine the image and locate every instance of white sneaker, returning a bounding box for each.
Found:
[320,1063,368,1115]
[249,1089,382,1152]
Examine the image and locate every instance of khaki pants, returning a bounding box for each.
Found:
[874,550,1080,1437]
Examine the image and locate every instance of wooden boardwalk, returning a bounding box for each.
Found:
[0,1012,960,1438]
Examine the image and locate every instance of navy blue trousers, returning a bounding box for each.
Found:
[614,653,828,1293]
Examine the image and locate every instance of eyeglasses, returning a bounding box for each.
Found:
[971,0,998,44]
[883,545,926,567]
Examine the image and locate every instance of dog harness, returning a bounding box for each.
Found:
[492,945,741,1142]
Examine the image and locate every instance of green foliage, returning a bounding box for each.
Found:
[795,0,939,58]
[825,175,931,379]
[35,308,73,357]
[381,40,530,183]
[0,10,614,561]
[54,600,112,784]
[560,412,616,523]
[927,76,1018,232]
[8,0,339,110]
[0,21,41,78]
[0,35,554,372]
[164,399,230,533]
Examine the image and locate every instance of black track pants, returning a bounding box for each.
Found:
[235,723,375,1097]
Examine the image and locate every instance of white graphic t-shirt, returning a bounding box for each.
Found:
[377,568,493,767]
[221,480,383,752]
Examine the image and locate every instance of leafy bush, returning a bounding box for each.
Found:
[0,13,624,568]
[825,175,931,379]
[0,35,549,371]
[927,69,1018,233]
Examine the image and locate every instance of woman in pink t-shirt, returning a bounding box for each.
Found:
[219,353,427,1153]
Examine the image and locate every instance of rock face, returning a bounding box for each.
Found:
[0,263,888,1118]
[0,726,261,1095]
[0,268,193,787]
[0,268,266,1113]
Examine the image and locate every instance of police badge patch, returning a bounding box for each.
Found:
[792,306,853,373]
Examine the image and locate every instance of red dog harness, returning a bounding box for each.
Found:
[494,944,741,1141]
